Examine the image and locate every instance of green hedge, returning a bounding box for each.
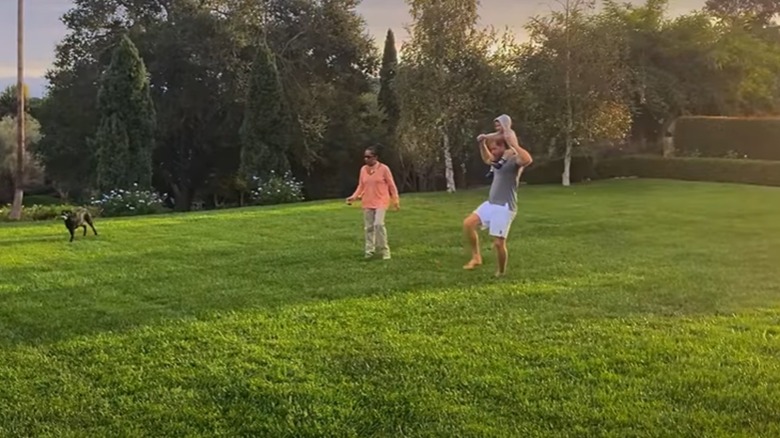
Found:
[0,204,102,222]
[521,156,598,185]
[465,156,598,187]
[597,156,780,187]
[674,116,780,160]
[23,195,63,206]
[515,155,780,187]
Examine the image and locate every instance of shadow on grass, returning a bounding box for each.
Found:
[2,283,779,437]
[2,236,764,349]
[0,234,69,246]
[0,238,659,348]
[2,179,779,349]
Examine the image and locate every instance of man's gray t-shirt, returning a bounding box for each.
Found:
[488,158,521,211]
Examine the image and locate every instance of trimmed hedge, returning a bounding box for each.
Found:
[674,116,780,160]
[471,154,780,188]
[497,155,780,187]
[597,156,780,187]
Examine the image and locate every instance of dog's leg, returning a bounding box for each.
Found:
[69,229,75,242]
[87,218,98,236]
[82,225,87,236]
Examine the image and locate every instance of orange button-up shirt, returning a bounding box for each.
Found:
[351,163,399,210]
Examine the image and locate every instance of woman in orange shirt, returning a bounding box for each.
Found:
[346,146,400,260]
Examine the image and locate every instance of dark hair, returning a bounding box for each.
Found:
[365,145,380,157]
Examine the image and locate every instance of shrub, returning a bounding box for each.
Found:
[0,204,101,222]
[596,156,780,187]
[90,185,168,217]
[23,194,62,206]
[522,156,598,185]
[674,116,780,160]
[465,155,599,187]
[248,171,305,205]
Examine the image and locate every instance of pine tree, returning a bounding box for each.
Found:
[239,39,292,180]
[378,29,400,131]
[94,114,131,190]
[93,34,156,191]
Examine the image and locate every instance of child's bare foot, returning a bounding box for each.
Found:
[463,258,482,270]
[494,270,506,277]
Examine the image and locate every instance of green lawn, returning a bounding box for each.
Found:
[1,179,779,437]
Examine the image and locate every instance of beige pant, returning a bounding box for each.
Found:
[363,208,388,255]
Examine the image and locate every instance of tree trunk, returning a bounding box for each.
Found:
[659,117,677,157]
[171,184,193,212]
[456,126,468,189]
[9,189,23,219]
[442,130,456,193]
[53,182,69,203]
[547,137,557,159]
[562,141,572,187]
[8,0,25,220]
[562,0,573,188]
[457,161,467,189]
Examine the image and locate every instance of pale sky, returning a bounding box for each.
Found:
[0,0,705,96]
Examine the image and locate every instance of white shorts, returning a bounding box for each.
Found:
[474,201,516,238]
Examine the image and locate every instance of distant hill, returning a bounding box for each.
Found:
[0,76,48,98]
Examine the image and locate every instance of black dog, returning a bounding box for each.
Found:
[60,209,98,242]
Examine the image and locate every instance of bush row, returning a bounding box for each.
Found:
[522,156,598,184]
[520,155,780,187]
[2,172,307,222]
[89,186,169,217]
[673,116,780,160]
[0,204,102,222]
[5,156,776,222]
[596,155,780,187]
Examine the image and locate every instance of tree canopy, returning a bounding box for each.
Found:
[20,0,780,207]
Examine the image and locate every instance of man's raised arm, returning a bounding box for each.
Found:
[476,135,493,164]
[504,131,533,167]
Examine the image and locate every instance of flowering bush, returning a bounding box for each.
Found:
[724,150,749,159]
[248,171,305,206]
[90,184,168,217]
[0,204,101,222]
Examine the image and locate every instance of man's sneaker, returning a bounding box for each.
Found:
[382,252,391,260]
[365,251,374,259]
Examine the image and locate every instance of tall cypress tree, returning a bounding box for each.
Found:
[239,39,292,180]
[378,29,400,132]
[94,114,131,191]
[93,34,156,191]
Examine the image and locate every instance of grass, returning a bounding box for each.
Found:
[1,179,779,437]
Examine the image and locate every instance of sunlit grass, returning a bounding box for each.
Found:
[1,179,779,436]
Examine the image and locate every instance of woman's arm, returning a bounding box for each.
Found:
[347,167,365,202]
[384,166,400,209]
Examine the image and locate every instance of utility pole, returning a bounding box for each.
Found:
[9,0,25,220]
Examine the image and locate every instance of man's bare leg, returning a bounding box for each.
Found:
[463,213,482,269]
[494,237,508,276]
